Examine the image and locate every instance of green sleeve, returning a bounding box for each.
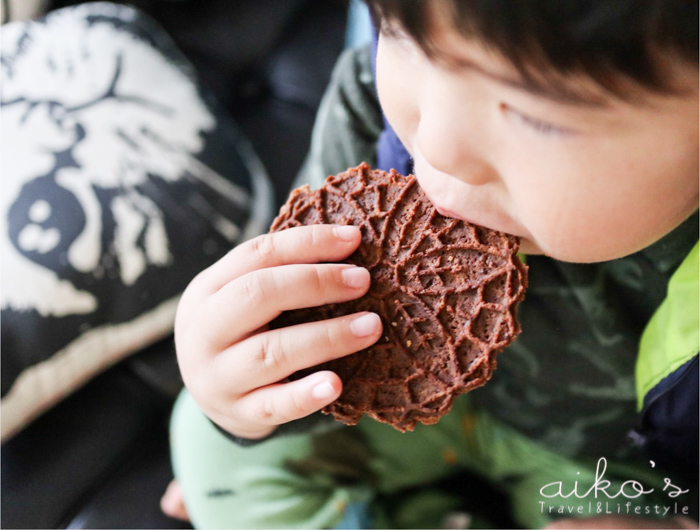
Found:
[293,44,383,191]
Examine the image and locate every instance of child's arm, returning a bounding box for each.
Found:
[174,224,383,440]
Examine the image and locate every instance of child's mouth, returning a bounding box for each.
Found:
[434,205,461,219]
[434,203,499,234]
[431,194,541,255]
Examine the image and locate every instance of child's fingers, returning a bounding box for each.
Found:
[200,225,362,294]
[196,263,372,352]
[215,312,382,393]
[231,371,344,433]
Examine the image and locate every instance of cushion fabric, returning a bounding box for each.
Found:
[0,2,274,440]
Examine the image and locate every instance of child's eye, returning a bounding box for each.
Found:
[504,105,575,138]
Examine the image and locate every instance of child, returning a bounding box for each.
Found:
[165,0,699,527]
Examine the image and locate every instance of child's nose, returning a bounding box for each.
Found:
[414,78,497,186]
[415,117,497,186]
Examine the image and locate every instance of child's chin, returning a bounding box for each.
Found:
[517,238,545,256]
[526,242,631,264]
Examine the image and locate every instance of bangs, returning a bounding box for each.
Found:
[368,0,698,98]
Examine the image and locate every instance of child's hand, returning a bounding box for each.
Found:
[174,225,382,440]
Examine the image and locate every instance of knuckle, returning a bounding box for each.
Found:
[241,273,268,307]
[257,386,308,426]
[289,389,308,419]
[323,320,341,350]
[260,397,284,425]
[252,332,285,375]
[190,259,226,296]
[308,224,325,247]
[248,234,276,265]
[309,265,329,293]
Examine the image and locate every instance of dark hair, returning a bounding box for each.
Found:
[367,0,698,97]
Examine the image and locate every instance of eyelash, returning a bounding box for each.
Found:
[505,106,575,138]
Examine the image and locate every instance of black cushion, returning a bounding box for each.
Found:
[1,1,348,527]
[1,1,273,440]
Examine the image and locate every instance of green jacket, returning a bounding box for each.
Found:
[292,45,699,487]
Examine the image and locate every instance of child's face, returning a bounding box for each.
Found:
[376,8,698,263]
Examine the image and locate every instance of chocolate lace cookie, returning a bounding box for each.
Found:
[269,163,527,431]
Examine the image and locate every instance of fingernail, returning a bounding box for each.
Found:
[342,267,369,289]
[334,225,359,241]
[311,381,336,400]
[350,313,381,337]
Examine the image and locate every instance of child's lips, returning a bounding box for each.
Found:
[434,204,520,238]
[411,153,522,238]
[434,204,492,230]
[434,205,461,219]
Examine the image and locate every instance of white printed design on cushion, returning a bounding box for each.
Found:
[0,4,224,315]
[0,3,270,440]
